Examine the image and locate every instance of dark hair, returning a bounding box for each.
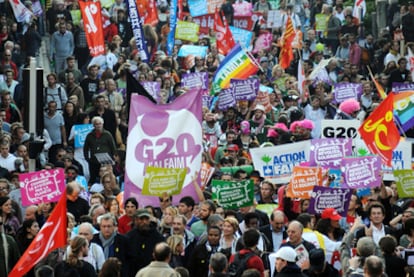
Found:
[175,267,189,277]
[368,203,385,217]
[296,213,313,227]
[243,229,260,248]
[241,269,261,277]
[244,212,259,226]
[378,236,397,255]
[202,200,216,213]
[98,257,122,277]
[124,197,138,209]
[179,196,195,208]
[207,225,222,236]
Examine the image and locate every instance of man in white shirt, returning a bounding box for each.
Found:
[0,139,16,172]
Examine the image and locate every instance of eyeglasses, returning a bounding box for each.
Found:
[4,54,11,57]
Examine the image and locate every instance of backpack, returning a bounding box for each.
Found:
[228,251,256,277]
[44,86,63,109]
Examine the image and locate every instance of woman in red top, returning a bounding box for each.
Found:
[117,197,138,234]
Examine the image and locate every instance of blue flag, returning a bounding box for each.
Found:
[167,0,178,55]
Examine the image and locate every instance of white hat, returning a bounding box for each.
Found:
[254,104,265,112]
[275,247,297,262]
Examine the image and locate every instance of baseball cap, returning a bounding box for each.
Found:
[321,208,342,221]
[309,248,325,272]
[275,247,297,262]
[135,209,151,218]
[254,104,265,112]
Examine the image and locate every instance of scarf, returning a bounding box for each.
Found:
[252,114,266,135]
[99,231,117,259]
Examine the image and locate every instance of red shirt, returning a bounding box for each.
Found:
[118,214,132,234]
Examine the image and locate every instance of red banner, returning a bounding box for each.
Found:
[233,16,254,31]
[9,194,67,277]
[193,14,215,35]
[214,10,235,55]
[79,1,105,57]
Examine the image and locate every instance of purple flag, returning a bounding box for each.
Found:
[309,138,352,167]
[308,186,352,217]
[124,89,203,207]
[341,156,382,189]
[232,78,259,101]
[333,83,362,104]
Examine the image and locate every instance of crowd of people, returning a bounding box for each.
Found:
[0,0,414,276]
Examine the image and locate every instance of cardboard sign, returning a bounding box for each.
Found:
[309,138,353,167]
[73,124,94,148]
[142,167,187,196]
[178,45,209,57]
[394,169,414,198]
[211,179,254,209]
[333,83,363,104]
[287,166,322,199]
[250,141,311,184]
[20,169,66,206]
[341,156,382,189]
[308,186,352,217]
[321,120,361,139]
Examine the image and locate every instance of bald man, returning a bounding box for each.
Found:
[135,242,180,277]
[259,210,288,252]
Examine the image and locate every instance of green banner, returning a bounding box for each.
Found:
[175,21,200,42]
[315,14,327,32]
[394,169,414,198]
[211,179,254,209]
[142,167,187,196]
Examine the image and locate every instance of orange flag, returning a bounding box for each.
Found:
[144,0,159,26]
[358,93,401,166]
[279,16,296,69]
[9,194,67,277]
[214,9,235,55]
[367,66,387,100]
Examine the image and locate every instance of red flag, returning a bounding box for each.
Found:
[79,1,105,57]
[144,0,159,26]
[358,93,401,166]
[9,194,67,277]
[214,10,235,55]
[279,16,296,69]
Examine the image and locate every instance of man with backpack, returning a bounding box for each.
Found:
[44,73,68,111]
[228,229,265,277]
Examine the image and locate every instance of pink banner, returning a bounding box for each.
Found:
[19,168,66,206]
[124,90,203,207]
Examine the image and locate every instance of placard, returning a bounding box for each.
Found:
[341,156,382,189]
[321,120,361,139]
[333,83,362,104]
[178,45,209,58]
[232,78,259,101]
[308,186,352,217]
[73,124,94,148]
[141,81,161,102]
[287,166,322,199]
[175,20,200,42]
[211,179,254,209]
[309,138,352,167]
[391,82,414,92]
[181,72,209,90]
[20,168,66,206]
[393,169,414,198]
[229,26,253,50]
[142,167,187,196]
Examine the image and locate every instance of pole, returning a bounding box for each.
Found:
[29,57,36,172]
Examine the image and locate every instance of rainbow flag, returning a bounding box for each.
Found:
[393,91,414,132]
[211,44,259,95]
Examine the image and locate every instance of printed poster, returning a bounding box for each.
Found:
[211,179,254,209]
[394,169,414,198]
[287,166,322,199]
[308,186,352,217]
[20,169,66,206]
[341,156,382,189]
[181,72,209,90]
[175,20,200,42]
[250,140,311,184]
[309,138,352,167]
[73,124,94,148]
[333,83,363,104]
[232,78,259,101]
[142,167,187,196]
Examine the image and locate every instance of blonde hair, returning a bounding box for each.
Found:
[224,217,239,234]
[166,235,184,255]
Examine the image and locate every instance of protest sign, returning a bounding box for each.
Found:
[73,124,94,148]
[309,138,352,167]
[233,16,255,30]
[308,186,352,217]
[232,78,259,101]
[20,168,66,206]
[124,90,203,207]
[200,162,215,190]
[353,139,412,181]
[211,179,254,209]
[328,168,343,188]
[321,120,361,139]
[188,0,208,16]
[175,20,200,42]
[391,82,414,92]
[142,167,187,196]
[202,95,212,108]
[333,83,362,104]
[255,88,272,113]
[181,72,209,90]
[287,166,322,199]
[267,10,283,28]
[341,156,382,189]
[253,32,273,54]
[229,26,253,50]
[315,14,327,31]
[250,140,311,184]
[178,45,209,58]
[218,86,236,110]
[141,81,161,102]
[394,169,414,198]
